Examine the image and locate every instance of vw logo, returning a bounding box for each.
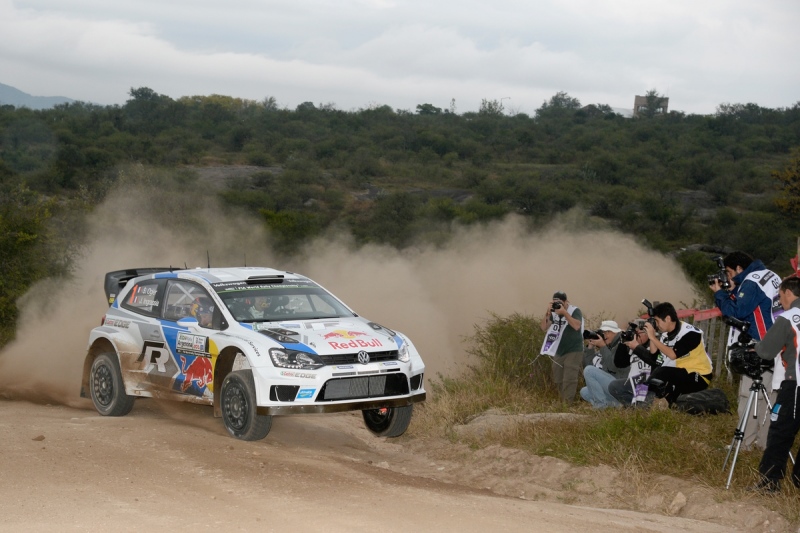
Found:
[357,351,370,365]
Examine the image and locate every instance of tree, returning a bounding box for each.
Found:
[478,99,504,116]
[638,89,668,119]
[535,91,581,119]
[0,185,64,345]
[774,150,800,215]
[416,103,442,115]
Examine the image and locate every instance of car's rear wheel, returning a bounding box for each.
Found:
[220,370,272,440]
[362,405,413,437]
[89,352,135,416]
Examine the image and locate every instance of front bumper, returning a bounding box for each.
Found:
[256,391,426,415]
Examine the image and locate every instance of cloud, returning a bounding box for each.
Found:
[2,0,799,114]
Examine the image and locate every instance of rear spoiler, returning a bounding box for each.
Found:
[104,268,175,306]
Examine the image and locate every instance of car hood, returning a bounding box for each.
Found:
[251,317,401,355]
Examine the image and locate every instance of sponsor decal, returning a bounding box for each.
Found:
[179,355,213,392]
[296,388,315,399]
[104,317,131,328]
[328,338,384,350]
[176,332,209,356]
[322,329,368,340]
[136,341,170,373]
[336,365,354,369]
[381,361,399,367]
[280,371,317,379]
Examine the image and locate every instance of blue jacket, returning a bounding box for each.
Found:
[714,259,778,340]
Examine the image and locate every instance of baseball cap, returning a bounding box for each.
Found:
[552,291,567,301]
[598,320,621,333]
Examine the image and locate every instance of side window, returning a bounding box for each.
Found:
[164,281,208,321]
[163,280,225,330]
[121,280,165,317]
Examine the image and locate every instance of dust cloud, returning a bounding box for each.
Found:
[0,183,699,406]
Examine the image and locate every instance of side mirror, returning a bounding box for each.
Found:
[177,317,201,331]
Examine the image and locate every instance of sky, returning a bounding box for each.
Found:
[1,0,798,115]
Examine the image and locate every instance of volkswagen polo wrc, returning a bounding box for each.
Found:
[81,267,426,440]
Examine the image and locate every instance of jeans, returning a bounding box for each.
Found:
[580,365,621,408]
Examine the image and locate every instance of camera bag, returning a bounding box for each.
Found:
[673,388,731,415]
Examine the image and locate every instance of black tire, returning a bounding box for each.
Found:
[89,352,135,416]
[220,370,272,441]
[362,405,413,437]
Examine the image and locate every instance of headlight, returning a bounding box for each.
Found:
[269,348,324,370]
[398,340,410,363]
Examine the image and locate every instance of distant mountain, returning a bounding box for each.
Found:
[0,82,75,110]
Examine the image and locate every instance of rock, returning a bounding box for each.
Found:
[668,492,687,515]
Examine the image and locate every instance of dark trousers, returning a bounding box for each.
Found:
[648,366,708,404]
[759,381,800,486]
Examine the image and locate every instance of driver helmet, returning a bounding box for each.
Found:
[191,297,214,319]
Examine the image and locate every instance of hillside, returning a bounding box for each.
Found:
[1,87,800,344]
[0,81,75,109]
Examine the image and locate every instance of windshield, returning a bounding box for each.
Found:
[214,284,355,323]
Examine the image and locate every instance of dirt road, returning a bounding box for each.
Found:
[0,398,773,533]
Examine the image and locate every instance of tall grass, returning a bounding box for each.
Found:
[411,312,800,523]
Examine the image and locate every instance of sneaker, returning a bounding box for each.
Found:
[747,479,780,494]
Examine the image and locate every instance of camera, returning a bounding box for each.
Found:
[724,316,771,380]
[582,329,603,341]
[707,255,732,290]
[620,321,639,342]
[641,298,657,328]
[551,300,562,312]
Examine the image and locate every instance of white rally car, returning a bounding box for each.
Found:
[81,267,426,440]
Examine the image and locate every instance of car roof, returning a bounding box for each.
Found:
[105,267,310,305]
[168,267,307,284]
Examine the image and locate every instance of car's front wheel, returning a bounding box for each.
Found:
[220,370,272,440]
[89,352,135,416]
[362,405,413,437]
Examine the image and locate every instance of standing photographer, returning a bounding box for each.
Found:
[540,291,584,403]
[710,251,781,340]
[644,302,713,406]
[751,276,800,493]
[711,251,782,448]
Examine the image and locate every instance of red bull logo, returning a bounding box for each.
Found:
[180,355,213,393]
[328,338,384,350]
[322,329,368,340]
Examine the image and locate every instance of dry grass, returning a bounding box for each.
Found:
[410,312,800,524]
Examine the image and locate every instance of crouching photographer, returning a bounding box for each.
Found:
[608,319,662,406]
[749,276,800,494]
[579,321,629,408]
[644,302,714,406]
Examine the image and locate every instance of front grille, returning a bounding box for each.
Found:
[318,374,409,401]
[318,350,398,366]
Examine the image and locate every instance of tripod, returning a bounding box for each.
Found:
[723,376,773,489]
